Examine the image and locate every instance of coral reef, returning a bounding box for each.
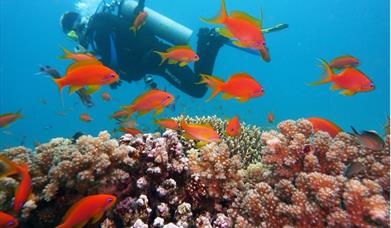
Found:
[0,117,389,227]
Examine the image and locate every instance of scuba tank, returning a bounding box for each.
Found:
[120,0,193,45]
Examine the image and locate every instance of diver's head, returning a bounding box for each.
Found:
[60,11,84,40]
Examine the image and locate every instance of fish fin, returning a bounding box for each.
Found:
[0,156,19,178]
[138,110,150,116]
[179,62,188,67]
[216,27,234,38]
[91,211,105,224]
[200,0,227,24]
[167,45,192,52]
[308,59,335,86]
[350,126,359,135]
[130,25,137,33]
[221,93,234,100]
[232,40,247,48]
[182,133,195,140]
[154,107,164,115]
[340,89,355,96]
[65,59,102,74]
[196,141,209,148]
[230,11,259,27]
[68,85,83,95]
[330,84,341,91]
[168,59,178,64]
[74,220,89,228]
[85,85,101,95]
[59,47,72,59]
[153,51,167,65]
[229,73,253,80]
[237,97,249,102]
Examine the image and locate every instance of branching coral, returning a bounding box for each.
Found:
[0,118,389,227]
[173,115,263,166]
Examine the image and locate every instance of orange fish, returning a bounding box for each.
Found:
[117,120,138,128]
[226,116,241,137]
[154,118,179,130]
[307,117,342,137]
[199,73,264,102]
[202,0,269,62]
[110,110,129,120]
[0,111,23,128]
[267,112,274,123]
[116,127,142,136]
[59,47,97,62]
[0,211,18,228]
[52,60,119,95]
[328,55,360,69]
[0,156,32,213]
[130,11,148,33]
[101,92,112,101]
[80,113,92,122]
[121,89,174,118]
[55,194,116,228]
[180,117,220,147]
[309,59,374,96]
[154,45,199,67]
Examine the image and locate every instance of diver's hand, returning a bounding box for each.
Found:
[110,80,122,89]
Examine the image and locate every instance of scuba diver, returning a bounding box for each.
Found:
[60,0,288,98]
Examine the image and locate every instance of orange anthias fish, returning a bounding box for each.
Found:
[199,73,264,102]
[201,0,270,62]
[154,45,199,67]
[110,110,129,120]
[154,118,179,130]
[59,47,97,62]
[328,55,360,69]
[0,111,23,128]
[52,60,119,95]
[116,127,142,136]
[180,118,220,147]
[55,194,116,228]
[101,92,112,101]
[121,90,174,118]
[0,156,32,213]
[226,116,241,137]
[267,112,274,123]
[0,211,19,228]
[130,11,148,33]
[80,113,92,122]
[306,117,342,137]
[309,59,374,96]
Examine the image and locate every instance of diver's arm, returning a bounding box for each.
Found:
[262,23,288,34]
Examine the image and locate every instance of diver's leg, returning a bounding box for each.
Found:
[194,28,228,75]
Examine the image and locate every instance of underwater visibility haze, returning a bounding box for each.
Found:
[0,0,390,227]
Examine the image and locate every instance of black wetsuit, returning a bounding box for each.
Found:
[79,0,225,98]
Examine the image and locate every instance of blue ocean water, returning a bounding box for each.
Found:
[0,0,389,148]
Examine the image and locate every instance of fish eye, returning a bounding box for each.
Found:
[231,128,235,131]
[7,221,14,226]
[106,198,113,203]
[110,74,116,78]
[166,96,171,99]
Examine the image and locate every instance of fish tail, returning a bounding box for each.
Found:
[198,74,223,102]
[121,105,135,119]
[52,78,65,107]
[59,47,71,59]
[309,58,335,86]
[130,26,137,33]
[200,0,227,24]
[153,51,168,65]
[0,155,20,178]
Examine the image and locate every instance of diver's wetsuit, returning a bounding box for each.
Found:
[79,0,225,98]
